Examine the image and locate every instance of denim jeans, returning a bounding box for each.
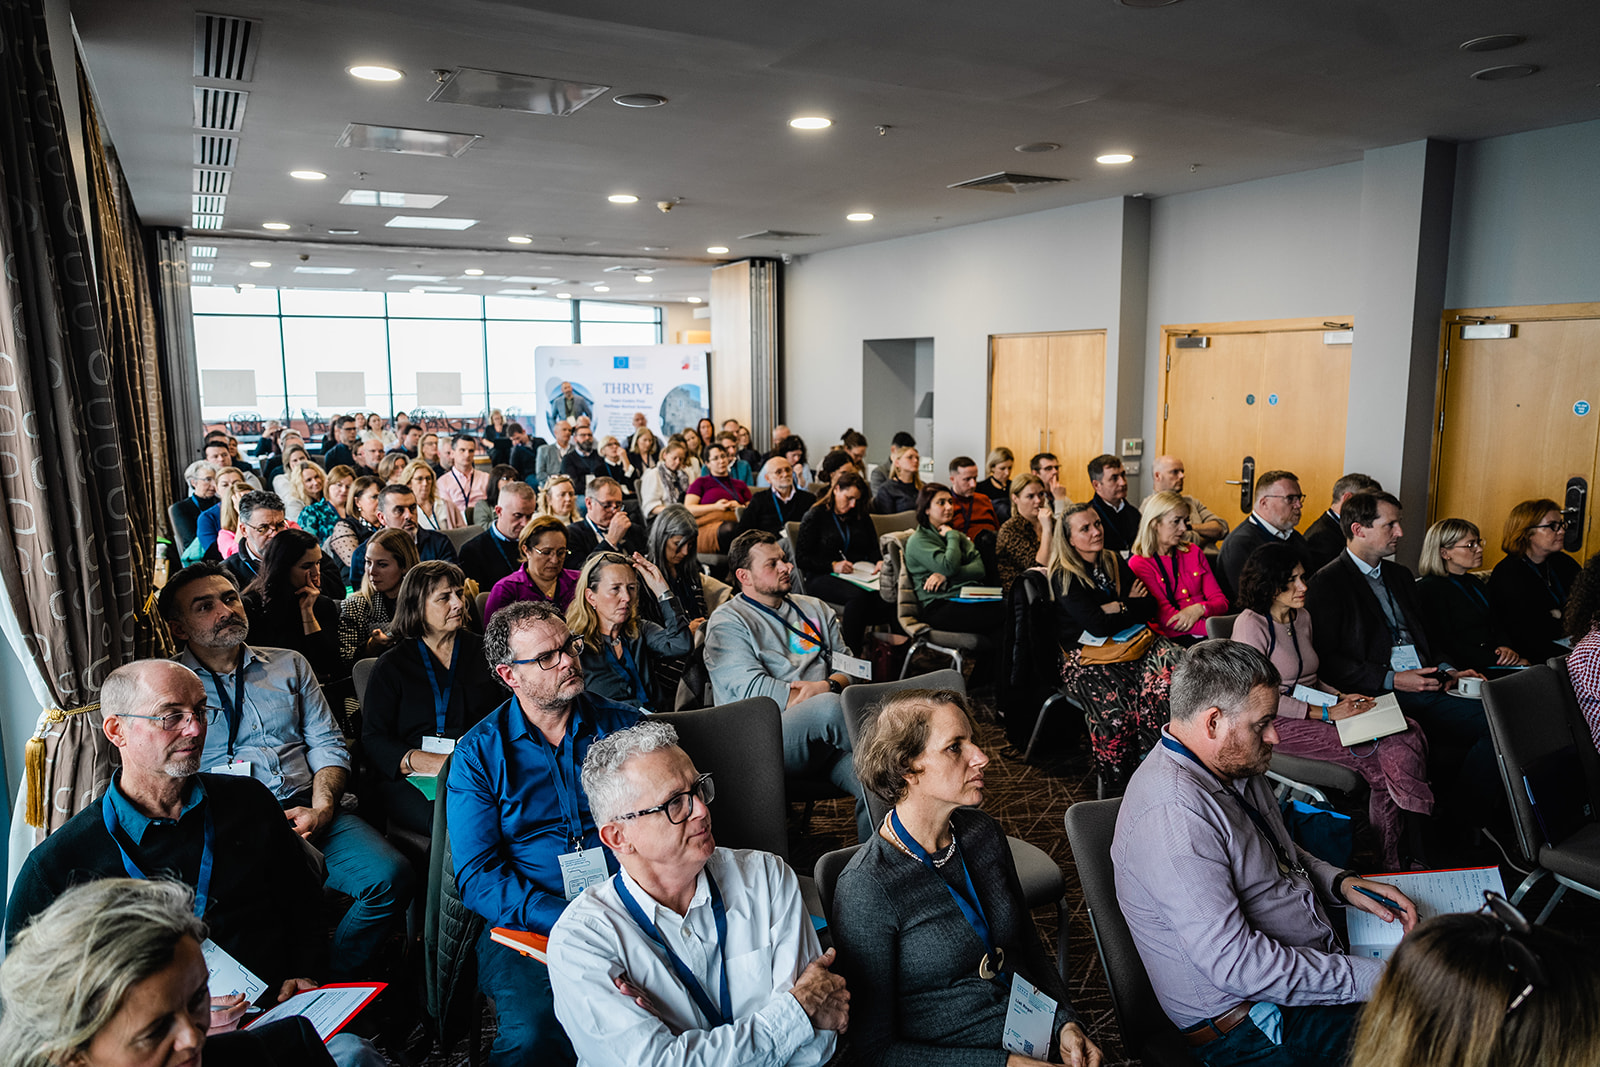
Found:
[783,692,871,841]
[1193,1003,1362,1067]
[315,811,415,980]
[476,924,575,1067]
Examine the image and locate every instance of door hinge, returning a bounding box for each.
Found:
[1165,353,1171,372]
[1443,347,1449,371]
[1163,403,1169,421]
[1439,411,1445,434]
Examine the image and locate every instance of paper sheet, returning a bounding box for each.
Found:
[1346,866,1504,960]
[202,938,267,1004]
[248,983,385,1041]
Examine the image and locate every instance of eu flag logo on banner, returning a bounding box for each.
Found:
[613,356,630,369]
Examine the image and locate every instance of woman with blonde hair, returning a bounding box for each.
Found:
[1415,517,1527,672]
[1127,491,1228,643]
[270,444,310,509]
[565,551,691,712]
[1489,497,1581,663]
[872,445,923,514]
[994,473,1053,595]
[283,458,329,528]
[631,426,660,470]
[376,451,406,486]
[537,473,582,525]
[213,477,252,558]
[976,446,1015,523]
[325,475,384,582]
[402,458,466,531]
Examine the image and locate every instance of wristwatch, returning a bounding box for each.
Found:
[826,678,844,694]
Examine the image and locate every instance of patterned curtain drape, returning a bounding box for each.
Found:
[0,0,172,846]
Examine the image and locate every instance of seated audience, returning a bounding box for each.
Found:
[482,408,510,464]
[506,423,540,483]
[241,528,342,685]
[833,689,1100,1067]
[1303,473,1382,572]
[323,415,358,470]
[269,444,310,506]
[639,440,692,519]
[1127,491,1228,643]
[338,526,419,663]
[376,450,407,490]
[288,460,337,543]
[773,434,813,488]
[685,442,751,553]
[904,484,1005,634]
[868,432,916,499]
[975,446,1014,523]
[362,561,500,834]
[566,552,691,712]
[304,463,356,545]
[538,472,583,525]
[678,429,706,479]
[594,436,640,497]
[1415,518,1528,671]
[630,425,660,471]
[438,433,491,515]
[735,423,762,471]
[809,446,856,496]
[1049,502,1184,790]
[703,530,869,840]
[470,464,523,528]
[566,476,647,567]
[643,504,723,635]
[1029,451,1074,514]
[535,419,573,487]
[1349,896,1600,1067]
[548,721,846,1067]
[562,423,608,495]
[486,514,580,620]
[1488,497,1581,664]
[224,490,344,602]
[447,600,644,1067]
[324,475,383,582]
[191,465,248,560]
[402,458,465,531]
[872,445,922,515]
[1218,469,1310,602]
[460,480,537,590]
[946,455,1000,542]
[1086,454,1140,555]
[1113,640,1418,1066]
[171,460,216,553]
[994,472,1054,595]
[1146,455,1229,548]
[348,483,460,581]
[211,478,253,560]
[1233,543,1433,870]
[390,422,423,462]
[718,431,755,484]
[1564,553,1600,748]
[795,471,888,650]
[737,455,817,536]
[839,427,869,475]
[352,433,385,479]
[1306,491,1494,834]
[420,431,447,475]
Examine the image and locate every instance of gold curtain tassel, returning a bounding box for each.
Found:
[23,702,101,829]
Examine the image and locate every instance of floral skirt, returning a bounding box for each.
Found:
[1061,637,1186,775]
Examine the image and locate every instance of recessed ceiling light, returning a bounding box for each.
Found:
[348,65,403,82]
[410,287,426,294]
[326,228,360,235]
[687,296,703,304]
[1014,142,1061,153]
[503,276,563,284]
[1459,34,1527,52]
[845,212,874,222]
[607,194,639,204]
[289,170,326,180]
[384,215,478,230]
[706,245,729,254]
[387,274,446,282]
[293,266,357,275]
[340,189,448,208]
[634,274,654,283]
[464,268,485,276]
[1096,153,1135,164]
[507,235,533,244]
[593,285,611,292]
[249,260,271,268]
[556,292,572,299]
[613,93,668,108]
[789,116,831,130]
[1470,63,1539,81]
[262,221,291,230]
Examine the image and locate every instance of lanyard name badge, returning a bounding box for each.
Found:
[888,810,1006,979]
[831,511,853,556]
[535,714,607,899]
[1368,571,1421,671]
[419,639,460,754]
[613,870,732,1027]
[205,665,251,777]
[603,637,652,713]
[1161,735,1309,879]
[102,789,217,917]
[741,595,830,660]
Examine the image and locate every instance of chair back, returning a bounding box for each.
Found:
[655,697,789,859]
[1483,664,1600,863]
[813,844,863,919]
[1204,612,1239,640]
[445,525,481,552]
[352,657,379,706]
[474,590,490,624]
[871,510,917,536]
[424,755,484,1046]
[1001,570,1072,750]
[168,501,193,554]
[1063,799,1198,1066]
[881,531,925,631]
[838,670,966,828]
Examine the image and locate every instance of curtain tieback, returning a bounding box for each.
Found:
[25,702,102,828]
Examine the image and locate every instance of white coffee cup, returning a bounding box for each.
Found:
[1457,676,1483,698]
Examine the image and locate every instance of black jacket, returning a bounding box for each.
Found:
[1302,509,1345,573]
[1306,551,1435,694]
[561,449,609,495]
[795,504,880,579]
[171,493,209,552]
[226,545,346,603]
[1415,573,1499,672]
[565,516,646,570]
[1088,495,1141,555]
[362,632,502,779]
[348,526,458,582]
[873,478,919,515]
[458,528,522,590]
[1488,551,1582,663]
[737,487,816,536]
[1050,556,1158,645]
[1217,517,1311,604]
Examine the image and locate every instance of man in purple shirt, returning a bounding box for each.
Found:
[447,599,643,1067]
[1112,640,1417,1066]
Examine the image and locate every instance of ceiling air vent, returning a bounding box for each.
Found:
[193,169,233,194]
[194,13,261,82]
[193,194,227,215]
[428,67,610,116]
[738,230,819,241]
[947,171,1070,193]
[188,246,218,258]
[194,87,249,131]
[194,135,238,167]
[191,214,225,230]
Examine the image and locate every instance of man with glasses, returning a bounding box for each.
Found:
[1028,450,1075,515]
[347,484,459,582]
[223,490,346,602]
[1303,473,1382,572]
[737,456,816,536]
[447,600,644,1067]
[322,415,360,471]
[1218,470,1312,603]
[566,476,646,569]
[548,720,846,1067]
[535,419,575,489]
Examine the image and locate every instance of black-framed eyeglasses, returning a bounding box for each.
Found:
[1530,520,1567,532]
[1263,493,1307,505]
[509,634,585,671]
[615,773,714,824]
[117,708,221,732]
[588,498,624,512]
[1480,890,1547,1014]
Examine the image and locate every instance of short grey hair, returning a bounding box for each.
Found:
[582,720,682,826]
[0,879,206,1067]
[235,490,284,524]
[1169,640,1280,723]
[483,599,567,689]
[183,460,216,486]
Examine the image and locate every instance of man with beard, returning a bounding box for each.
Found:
[1111,640,1418,1067]
[446,600,644,1067]
[224,490,346,601]
[348,483,459,580]
[158,562,412,982]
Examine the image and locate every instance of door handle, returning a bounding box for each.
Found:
[1565,477,1587,552]
[1234,456,1256,512]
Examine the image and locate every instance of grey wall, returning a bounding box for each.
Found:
[860,339,917,460]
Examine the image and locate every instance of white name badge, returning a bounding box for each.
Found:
[420,735,456,755]
[1001,972,1057,1057]
[1389,644,1422,672]
[201,938,268,1004]
[211,761,253,777]
[1292,685,1339,708]
[830,651,874,680]
[558,848,609,901]
[1079,631,1108,647]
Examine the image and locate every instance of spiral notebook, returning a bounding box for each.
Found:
[1336,693,1408,746]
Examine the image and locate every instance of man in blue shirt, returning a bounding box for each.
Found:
[448,599,643,1067]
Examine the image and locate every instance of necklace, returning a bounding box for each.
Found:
[882,813,958,865]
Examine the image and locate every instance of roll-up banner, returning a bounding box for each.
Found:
[534,345,712,441]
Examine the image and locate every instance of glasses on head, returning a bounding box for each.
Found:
[1263,493,1307,505]
[510,634,585,671]
[1530,520,1567,532]
[528,545,569,560]
[118,708,220,732]
[615,773,715,824]
[1479,891,1546,1014]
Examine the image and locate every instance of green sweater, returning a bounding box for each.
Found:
[905,525,987,606]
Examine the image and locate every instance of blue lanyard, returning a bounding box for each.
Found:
[738,595,829,659]
[710,475,739,501]
[419,638,461,736]
[1522,556,1566,606]
[1161,735,1307,877]
[451,469,473,503]
[530,703,585,851]
[1451,573,1489,610]
[203,663,248,758]
[613,870,731,1027]
[1263,613,1304,695]
[490,526,519,568]
[888,810,996,960]
[771,490,795,525]
[602,636,651,709]
[830,510,853,556]
[102,787,215,918]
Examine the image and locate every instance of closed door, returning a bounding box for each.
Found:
[1432,308,1600,568]
[1160,319,1353,529]
[989,330,1106,488]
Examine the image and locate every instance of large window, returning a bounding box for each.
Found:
[191,288,664,424]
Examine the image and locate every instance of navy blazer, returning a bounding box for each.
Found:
[1306,551,1436,694]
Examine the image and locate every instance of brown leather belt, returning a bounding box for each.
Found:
[1181,1002,1255,1047]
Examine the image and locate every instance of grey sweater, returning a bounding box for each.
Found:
[703,592,847,706]
[832,807,1078,1066]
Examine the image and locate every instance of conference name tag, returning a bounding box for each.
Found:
[211,761,252,777]
[1389,644,1422,672]
[1079,632,1109,647]
[1291,685,1339,708]
[830,652,874,680]
[1002,972,1057,1057]
[558,848,608,901]
[420,736,456,755]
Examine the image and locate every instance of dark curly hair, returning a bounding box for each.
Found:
[1235,542,1306,616]
[1564,553,1600,641]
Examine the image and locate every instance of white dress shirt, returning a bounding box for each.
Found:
[549,847,835,1067]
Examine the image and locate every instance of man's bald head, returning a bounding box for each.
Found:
[100,660,205,724]
[1151,456,1185,494]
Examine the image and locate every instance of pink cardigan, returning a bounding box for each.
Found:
[1127,543,1229,638]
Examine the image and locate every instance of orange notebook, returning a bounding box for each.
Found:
[491,927,549,964]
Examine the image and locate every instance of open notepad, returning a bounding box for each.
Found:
[246,983,386,1041]
[1335,693,1409,746]
[1345,866,1504,960]
[834,563,883,591]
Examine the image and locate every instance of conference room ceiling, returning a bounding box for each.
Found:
[73,0,1600,301]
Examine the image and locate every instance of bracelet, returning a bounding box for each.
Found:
[403,751,415,775]
[1321,705,1331,723]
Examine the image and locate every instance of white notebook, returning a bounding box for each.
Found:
[1346,866,1504,960]
[1336,692,1408,746]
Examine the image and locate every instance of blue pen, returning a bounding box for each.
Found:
[1353,884,1405,916]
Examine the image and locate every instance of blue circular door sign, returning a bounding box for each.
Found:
[1245,394,1256,405]
[1577,400,1592,416]
[1268,393,1280,406]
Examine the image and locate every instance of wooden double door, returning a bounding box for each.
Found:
[1158,317,1353,529]
[988,331,1105,495]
